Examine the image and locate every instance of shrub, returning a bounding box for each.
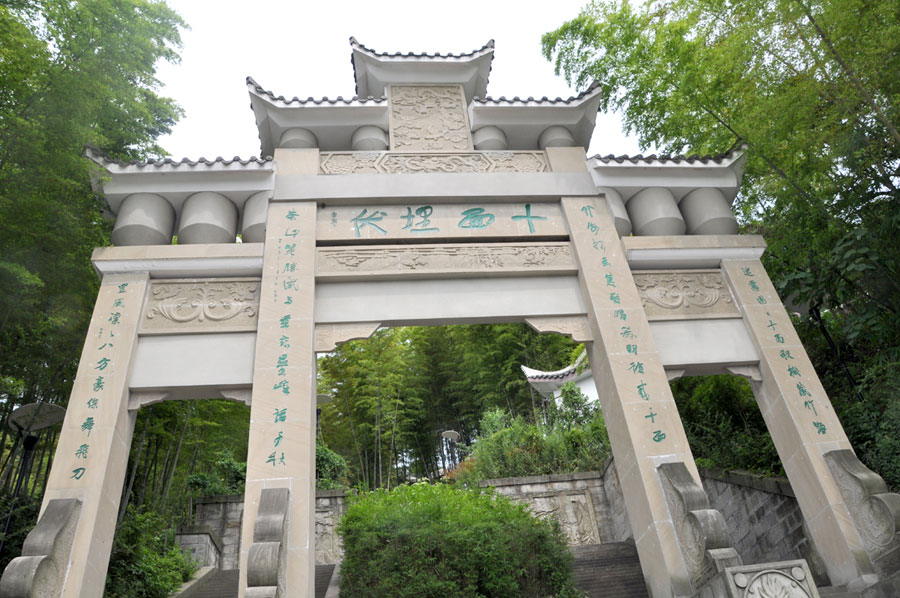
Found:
[337,483,584,598]
[317,444,350,490]
[186,449,246,496]
[0,493,40,573]
[105,507,197,598]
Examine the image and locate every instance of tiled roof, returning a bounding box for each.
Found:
[246,76,386,105]
[521,364,578,382]
[349,36,495,59]
[474,80,602,105]
[86,146,271,168]
[591,146,744,165]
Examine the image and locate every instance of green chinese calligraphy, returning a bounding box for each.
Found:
[284,296,293,305]
[741,267,754,277]
[273,408,287,423]
[283,278,298,291]
[797,382,812,397]
[629,361,645,374]
[113,298,124,308]
[587,222,599,234]
[71,467,86,480]
[266,451,286,466]
[95,357,110,371]
[458,207,495,229]
[637,381,650,400]
[601,257,610,267]
[283,263,296,273]
[286,209,298,221]
[749,280,760,292]
[280,315,291,329]
[118,283,129,294]
[277,353,289,375]
[813,422,827,435]
[645,408,657,423]
[609,293,621,304]
[605,274,615,287]
[284,227,299,238]
[787,366,801,378]
[352,208,388,236]
[779,349,795,360]
[581,205,595,218]
[273,380,290,395]
[613,309,627,321]
[626,344,638,355]
[93,376,104,392]
[652,430,666,442]
[774,333,785,344]
[620,326,635,339]
[274,431,283,447]
[75,444,89,459]
[98,342,113,351]
[284,243,296,256]
[803,400,817,416]
[279,335,290,348]
[592,239,605,251]
[756,296,767,304]
[81,417,94,436]
[87,398,99,409]
[511,204,547,234]
[402,206,439,233]
[108,312,121,325]
[331,212,338,226]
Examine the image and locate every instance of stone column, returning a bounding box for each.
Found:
[561,197,726,597]
[239,149,318,598]
[38,271,148,598]
[722,259,879,589]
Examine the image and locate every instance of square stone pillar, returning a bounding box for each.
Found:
[239,150,319,598]
[40,271,147,598]
[562,197,708,597]
[722,259,878,589]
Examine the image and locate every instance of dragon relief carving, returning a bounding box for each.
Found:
[319,151,548,174]
[317,244,574,276]
[389,86,470,151]
[633,271,738,319]
[143,280,260,331]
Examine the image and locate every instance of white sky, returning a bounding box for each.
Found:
[155,0,645,160]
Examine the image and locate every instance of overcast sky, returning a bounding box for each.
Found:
[155,0,645,160]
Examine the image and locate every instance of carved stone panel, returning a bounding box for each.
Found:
[514,491,602,546]
[633,271,739,321]
[709,560,820,598]
[317,243,575,280]
[140,279,260,334]
[388,85,472,151]
[319,151,548,174]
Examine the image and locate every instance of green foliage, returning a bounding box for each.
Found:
[671,376,781,475]
[0,493,40,573]
[316,444,350,490]
[104,507,197,598]
[338,483,584,598]
[185,449,246,497]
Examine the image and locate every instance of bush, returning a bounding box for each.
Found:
[317,444,350,490]
[186,450,245,496]
[105,506,197,598]
[0,493,40,573]
[337,483,584,598]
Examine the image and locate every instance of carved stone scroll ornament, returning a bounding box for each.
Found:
[142,280,260,333]
[315,323,381,353]
[388,85,470,151]
[317,244,574,279]
[246,487,289,598]
[0,498,81,598]
[658,462,742,591]
[633,272,738,320]
[525,316,592,343]
[319,151,548,174]
[824,449,900,577]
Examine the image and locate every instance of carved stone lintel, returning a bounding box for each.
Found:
[666,369,687,381]
[128,391,171,411]
[247,488,289,597]
[388,85,471,151]
[697,559,820,598]
[319,151,549,174]
[724,366,762,382]
[824,450,900,577]
[317,244,574,280]
[525,316,592,343]
[0,498,82,598]
[141,279,260,334]
[220,388,252,406]
[315,323,381,353]
[633,271,739,321]
[658,462,742,591]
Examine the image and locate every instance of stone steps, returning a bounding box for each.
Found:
[178,543,648,598]
[571,542,649,598]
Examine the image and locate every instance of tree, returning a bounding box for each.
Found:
[543,0,900,484]
[0,0,185,483]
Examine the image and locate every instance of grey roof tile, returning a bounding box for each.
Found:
[246,76,387,105]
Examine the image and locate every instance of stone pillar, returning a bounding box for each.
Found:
[239,149,318,598]
[37,272,147,598]
[722,259,880,589]
[561,197,731,597]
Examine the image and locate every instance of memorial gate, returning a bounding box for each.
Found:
[2,38,899,598]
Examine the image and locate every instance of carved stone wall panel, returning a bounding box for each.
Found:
[140,279,260,334]
[633,270,739,321]
[388,85,472,151]
[713,560,820,598]
[317,243,575,280]
[318,151,548,174]
[512,491,602,546]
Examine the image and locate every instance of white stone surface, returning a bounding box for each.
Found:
[350,126,388,151]
[679,188,739,235]
[178,192,238,244]
[241,191,269,243]
[626,187,687,236]
[472,126,509,150]
[130,333,256,389]
[110,193,175,246]
[279,127,319,149]
[597,186,632,237]
[538,125,576,149]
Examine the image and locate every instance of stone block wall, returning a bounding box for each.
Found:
[193,494,244,570]
[176,524,221,568]
[315,489,348,565]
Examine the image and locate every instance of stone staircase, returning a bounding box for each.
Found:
[178,543,647,598]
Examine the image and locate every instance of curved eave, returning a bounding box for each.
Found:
[248,81,389,156]
[469,83,603,150]
[351,38,494,103]
[587,148,747,203]
[86,147,275,217]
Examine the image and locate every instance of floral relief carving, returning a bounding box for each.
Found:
[633,271,738,320]
[725,561,817,598]
[142,280,260,332]
[389,85,470,151]
[513,492,602,546]
[317,244,574,277]
[319,151,548,174]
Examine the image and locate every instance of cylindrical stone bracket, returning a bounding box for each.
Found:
[350,126,388,151]
[279,127,319,149]
[110,193,175,246]
[472,126,509,151]
[538,125,576,149]
[626,187,686,236]
[178,192,238,245]
[597,187,632,237]
[241,191,270,243]
[679,188,738,235]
